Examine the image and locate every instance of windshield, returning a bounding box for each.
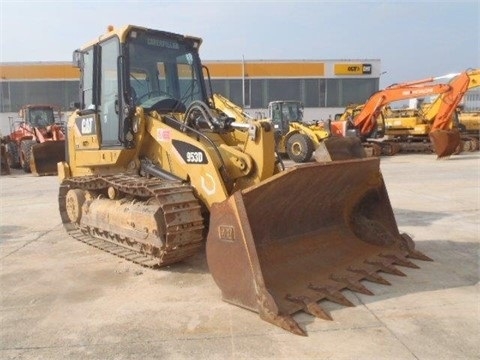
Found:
[127,29,206,109]
[282,102,302,122]
[28,108,55,127]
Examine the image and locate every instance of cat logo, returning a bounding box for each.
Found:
[75,116,96,135]
[335,63,372,75]
[362,64,372,74]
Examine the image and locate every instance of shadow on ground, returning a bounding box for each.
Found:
[394,208,450,227]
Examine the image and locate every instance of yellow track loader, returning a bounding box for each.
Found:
[58,25,431,336]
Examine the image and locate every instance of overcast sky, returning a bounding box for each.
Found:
[0,0,478,87]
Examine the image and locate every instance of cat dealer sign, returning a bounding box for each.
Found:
[334,63,372,75]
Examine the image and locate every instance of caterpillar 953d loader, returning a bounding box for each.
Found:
[58,25,431,336]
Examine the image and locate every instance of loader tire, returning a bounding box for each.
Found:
[6,142,21,168]
[286,133,314,163]
[20,140,36,173]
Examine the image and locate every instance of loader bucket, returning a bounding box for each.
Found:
[30,141,65,176]
[206,157,431,336]
[429,129,461,158]
[313,136,367,162]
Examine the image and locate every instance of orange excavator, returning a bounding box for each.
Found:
[330,75,457,158]
[380,69,479,157]
[427,69,480,156]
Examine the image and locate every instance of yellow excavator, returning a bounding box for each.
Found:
[456,108,480,150]
[58,25,431,336]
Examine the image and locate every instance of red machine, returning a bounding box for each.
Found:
[4,104,65,175]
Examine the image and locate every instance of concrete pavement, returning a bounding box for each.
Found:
[0,153,479,359]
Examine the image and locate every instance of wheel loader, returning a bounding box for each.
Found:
[267,100,330,162]
[58,25,431,336]
[4,104,65,175]
[212,95,359,162]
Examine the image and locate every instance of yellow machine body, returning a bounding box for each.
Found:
[58,24,431,336]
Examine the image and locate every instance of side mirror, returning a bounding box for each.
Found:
[72,50,82,68]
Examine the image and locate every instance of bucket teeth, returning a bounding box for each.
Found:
[308,284,355,307]
[380,254,420,269]
[348,267,392,285]
[400,233,434,262]
[365,260,406,277]
[330,275,374,295]
[259,310,306,336]
[407,249,434,262]
[286,295,332,321]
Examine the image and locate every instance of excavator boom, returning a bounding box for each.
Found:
[330,74,470,158]
[353,82,452,137]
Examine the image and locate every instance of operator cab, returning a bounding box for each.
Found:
[268,100,304,136]
[27,107,56,128]
[73,26,209,148]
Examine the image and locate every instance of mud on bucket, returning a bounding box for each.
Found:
[206,157,431,335]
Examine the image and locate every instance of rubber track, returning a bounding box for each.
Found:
[59,174,205,268]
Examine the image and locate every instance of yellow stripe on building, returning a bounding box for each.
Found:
[205,62,325,78]
[0,63,80,80]
[1,61,326,80]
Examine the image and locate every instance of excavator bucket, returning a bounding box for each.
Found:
[206,157,431,336]
[313,136,367,162]
[429,129,461,158]
[30,141,65,176]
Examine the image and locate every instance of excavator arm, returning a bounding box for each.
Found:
[429,69,480,131]
[427,69,480,157]
[353,80,452,138]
